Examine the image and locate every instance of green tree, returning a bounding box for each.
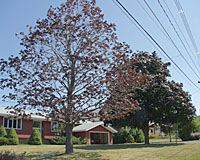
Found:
[28,129,42,145]
[7,128,19,145]
[104,51,196,144]
[0,126,7,137]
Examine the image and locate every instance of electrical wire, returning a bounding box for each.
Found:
[112,0,200,90]
[163,0,195,61]
[174,0,199,53]
[158,0,200,75]
[143,0,200,80]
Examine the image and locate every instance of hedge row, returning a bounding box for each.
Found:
[0,126,42,145]
[50,136,88,145]
[0,127,19,145]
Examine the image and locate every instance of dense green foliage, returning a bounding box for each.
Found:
[126,134,134,143]
[113,127,144,144]
[28,129,42,145]
[7,128,19,145]
[0,137,8,146]
[50,136,88,145]
[192,116,200,132]
[106,52,196,144]
[0,126,7,137]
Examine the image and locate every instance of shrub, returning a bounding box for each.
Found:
[81,138,88,144]
[0,150,27,160]
[0,137,8,146]
[72,136,81,145]
[135,129,145,143]
[28,129,42,145]
[50,136,85,145]
[7,128,19,145]
[149,134,162,139]
[113,127,145,144]
[113,127,130,144]
[0,126,7,137]
[50,137,66,145]
[126,134,134,143]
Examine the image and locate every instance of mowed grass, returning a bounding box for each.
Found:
[0,141,200,160]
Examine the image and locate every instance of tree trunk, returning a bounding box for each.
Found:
[142,124,150,145]
[65,123,73,154]
[169,128,172,142]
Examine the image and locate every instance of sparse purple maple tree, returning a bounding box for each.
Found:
[0,0,143,154]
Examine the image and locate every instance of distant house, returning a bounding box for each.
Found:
[149,123,161,135]
[0,107,117,144]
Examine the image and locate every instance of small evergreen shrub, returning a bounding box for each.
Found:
[126,134,134,143]
[135,129,145,143]
[0,150,27,160]
[0,126,7,137]
[72,136,81,145]
[7,128,19,145]
[28,129,42,145]
[0,137,8,146]
[81,138,88,144]
[50,137,66,145]
[50,136,85,145]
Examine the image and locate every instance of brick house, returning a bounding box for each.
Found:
[0,107,117,144]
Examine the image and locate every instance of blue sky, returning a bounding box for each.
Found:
[1,0,200,115]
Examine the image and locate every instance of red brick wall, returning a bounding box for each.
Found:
[42,121,57,139]
[0,117,33,139]
[0,116,3,126]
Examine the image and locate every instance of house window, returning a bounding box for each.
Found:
[3,118,22,130]
[51,121,60,132]
[150,128,154,135]
[33,121,41,128]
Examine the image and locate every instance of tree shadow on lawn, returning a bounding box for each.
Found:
[75,143,185,151]
[26,151,102,160]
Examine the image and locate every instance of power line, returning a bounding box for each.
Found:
[143,0,200,80]
[136,0,169,41]
[162,0,196,62]
[174,0,199,54]
[157,0,200,75]
[112,0,200,90]
[112,0,169,61]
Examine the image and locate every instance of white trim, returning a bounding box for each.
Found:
[3,117,22,130]
[89,131,110,145]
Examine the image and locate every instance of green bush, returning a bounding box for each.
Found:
[50,136,66,145]
[126,134,134,143]
[0,150,27,160]
[0,137,8,146]
[28,129,42,145]
[50,136,86,145]
[149,134,162,139]
[81,138,88,144]
[72,136,81,145]
[135,129,145,143]
[113,127,144,144]
[0,126,7,137]
[7,128,19,145]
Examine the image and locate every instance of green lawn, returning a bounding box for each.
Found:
[0,141,200,160]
